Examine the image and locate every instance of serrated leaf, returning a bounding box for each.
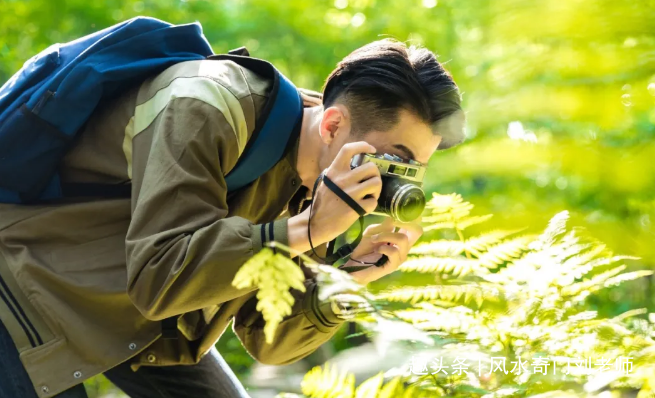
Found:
[378,377,404,398]
[301,363,355,398]
[400,256,482,277]
[355,372,384,398]
[232,249,305,344]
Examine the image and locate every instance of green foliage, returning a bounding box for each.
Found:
[232,246,306,344]
[283,363,422,398]
[278,194,655,397]
[3,1,655,395]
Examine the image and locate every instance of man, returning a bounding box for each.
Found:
[0,38,465,397]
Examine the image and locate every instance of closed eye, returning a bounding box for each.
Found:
[392,144,416,162]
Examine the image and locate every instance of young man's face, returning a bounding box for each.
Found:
[360,108,441,165]
[320,106,442,168]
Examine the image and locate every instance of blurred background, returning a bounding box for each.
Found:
[2,0,654,396]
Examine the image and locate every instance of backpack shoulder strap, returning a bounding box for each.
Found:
[208,53,303,192]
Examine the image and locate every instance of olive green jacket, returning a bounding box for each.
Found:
[0,59,343,397]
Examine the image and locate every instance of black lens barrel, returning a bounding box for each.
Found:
[376,177,426,222]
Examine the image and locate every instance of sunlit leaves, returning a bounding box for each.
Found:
[301,363,355,398]
[232,248,306,344]
[271,193,654,397]
[300,364,419,398]
[400,256,483,276]
[376,284,500,307]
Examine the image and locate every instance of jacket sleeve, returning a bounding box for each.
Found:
[125,93,286,320]
[234,277,345,365]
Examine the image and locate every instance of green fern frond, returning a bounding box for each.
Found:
[529,210,569,251]
[281,196,655,398]
[457,214,494,230]
[395,303,479,332]
[399,256,483,277]
[603,271,654,289]
[567,311,598,322]
[424,193,472,218]
[464,229,524,256]
[376,284,499,307]
[301,363,355,398]
[422,208,472,224]
[232,248,306,344]
[477,236,533,269]
[300,365,414,398]
[410,230,524,257]
[561,244,610,278]
[377,377,406,398]
[424,214,493,232]
[410,240,466,257]
[355,372,383,398]
[561,265,626,297]
[612,308,648,322]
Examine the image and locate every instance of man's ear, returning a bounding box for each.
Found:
[319,105,350,145]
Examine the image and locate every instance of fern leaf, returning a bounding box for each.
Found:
[400,256,483,277]
[529,210,569,251]
[425,193,471,217]
[561,244,609,279]
[409,230,524,257]
[355,372,384,398]
[477,236,533,269]
[422,207,472,224]
[457,214,494,230]
[561,265,626,297]
[376,285,499,306]
[378,377,405,398]
[402,385,424,398]
[301,363,355,398]
[395,303,478,333]
[410,240,466,256]
[464,229,524,256]
[612,308,648,322]
[232,249,305,344]
[424,214,493,232]
[603,270,653,288]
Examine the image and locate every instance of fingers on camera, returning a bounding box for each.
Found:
[335,141,376,169]
[350,161,380,182]
[361,197,378,214]
[376,245,402,269]
[373,232,409,253]
[356,175,382,199]
[364,218,395,236]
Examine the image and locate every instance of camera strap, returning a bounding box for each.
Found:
[308,171,365,264]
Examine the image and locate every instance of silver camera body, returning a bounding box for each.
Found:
[350,153,427,182]
[350,153,427,222]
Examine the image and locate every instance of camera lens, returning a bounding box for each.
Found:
[377,177,426,222]
[395,188,425,222]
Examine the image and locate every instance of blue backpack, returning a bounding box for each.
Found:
[0,17,302,204]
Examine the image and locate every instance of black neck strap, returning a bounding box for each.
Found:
[308,171,365,264]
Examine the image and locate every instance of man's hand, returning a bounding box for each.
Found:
[344,217,423,285]
[288,141,382,253]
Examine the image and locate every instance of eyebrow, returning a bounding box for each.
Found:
[392,144,416,161]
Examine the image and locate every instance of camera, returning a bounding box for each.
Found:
[350,153,427,222]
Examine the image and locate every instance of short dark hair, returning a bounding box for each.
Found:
[322,39,465,149]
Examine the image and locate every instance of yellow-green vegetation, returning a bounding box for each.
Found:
[233,247,306,344]
[264,194,655,397]
[2,0,654,395]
